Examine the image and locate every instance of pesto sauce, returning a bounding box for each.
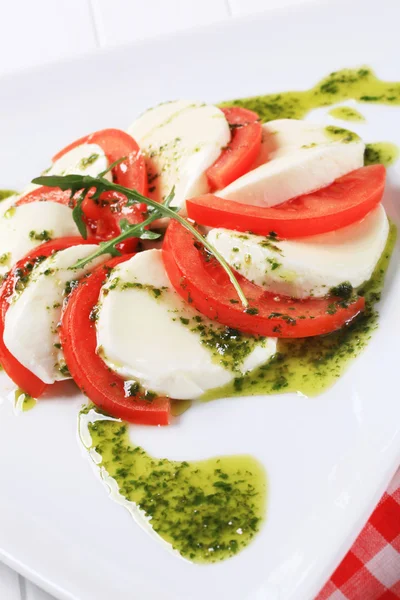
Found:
[328,106,365,122]
[203,224,396,401]
[0,190,17,201]
[14,388,36,412]
[0,252,11,267]
[170,399,192,416]
[81,408,266,563]
[364,142,399,167]
[191,318,265,372]
[324,125,360,143]
[4,206,16,219]
[224,67,400,121]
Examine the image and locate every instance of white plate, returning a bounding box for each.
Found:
[1,1,400,599]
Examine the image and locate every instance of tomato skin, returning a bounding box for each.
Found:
[188,165,386,238]
[0,237,91,398]
[16,186,73,207]
[206,107,262,191]
[60,257,171,426]
[162,220,365,338]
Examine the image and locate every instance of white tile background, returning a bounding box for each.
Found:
[0,0,318,76]
[0,1,395,598]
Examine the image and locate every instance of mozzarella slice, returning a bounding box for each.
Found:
[218,119,365,207]
[253,118,345,165]
[0,202,81,278]
[207,205,389,299]
[96,249,276,400]
[20,142,110,198]
[48,143,109,178]
[127,101,230,211]
[3,244,107,384]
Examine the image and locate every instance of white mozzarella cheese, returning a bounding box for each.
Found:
[207,205,389,299]
[47,143,109,178]
[3,244,107,384]
[127,101,230,211]
[20,142,110,198]
[96,249,276,400]
[253,118,343,165]
[0,201,80,278]
[218,119,365,207]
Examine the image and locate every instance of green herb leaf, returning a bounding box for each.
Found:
[162,186,176,208]
[119,218,132,233]
[140,229,161,240]
[99,156,127,178]
[72,190,88,239]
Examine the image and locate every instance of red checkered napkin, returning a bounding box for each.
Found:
[316,468,400,599]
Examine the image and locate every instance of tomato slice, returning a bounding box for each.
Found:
[60,257,171,426]
[16,186,72,207]
[162,220,365,338]
[18,129,147,245]
[188,165,386,238]
[206,107,262,191]
[0,237,91,398]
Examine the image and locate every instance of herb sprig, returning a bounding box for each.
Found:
[32,173,248,306]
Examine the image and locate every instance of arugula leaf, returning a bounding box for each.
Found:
[119,217,161,240]
[99,156,127,178]
[32,173,248,306]
[162,186,176,209]
[72,191,88,239]
[118,218,132,233]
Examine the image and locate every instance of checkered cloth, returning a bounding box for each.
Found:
[316,468,400,599]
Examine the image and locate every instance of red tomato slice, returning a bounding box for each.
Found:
[0,237,91,398]
[18,129,148,245]
[188,165,386,238]
[60,257,171,426]
[162,220,365,338]
[16,186,72,207]
[206,107,262,191]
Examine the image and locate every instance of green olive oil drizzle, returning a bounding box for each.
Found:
[14,388,37,412]
[364,142,399,167]
[80,407,266,563]
[224,67,400,121]
[0,190,17,202]
[328,106,365,122]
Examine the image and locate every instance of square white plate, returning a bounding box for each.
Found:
[0,1,400,599]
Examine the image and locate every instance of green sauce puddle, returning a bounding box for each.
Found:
[203,224,396,401]
[80,408,266,563]
[224,67,400,121]
[364,142,399,168]
[328,106,365,122]
[14,388,36,412]
[0,190,17,201]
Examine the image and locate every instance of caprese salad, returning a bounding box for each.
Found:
[0,100,392,426]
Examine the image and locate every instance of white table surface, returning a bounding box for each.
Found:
[0,1,358,598]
